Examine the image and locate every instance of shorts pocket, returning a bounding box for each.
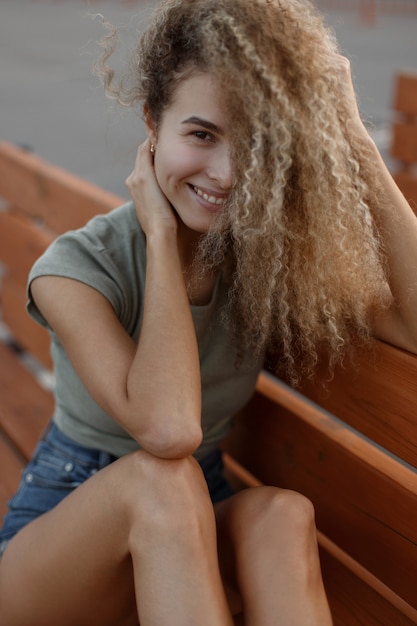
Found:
[24,442,92,489]
[23,440,92,489]
[6,440,96,516]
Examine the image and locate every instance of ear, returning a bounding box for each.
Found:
[144,104,157,144]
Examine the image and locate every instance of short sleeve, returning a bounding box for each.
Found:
[26,202,146,335]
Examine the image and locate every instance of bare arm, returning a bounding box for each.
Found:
[31,140,202,459]
[365,142,417,352]
[337,56,417,353]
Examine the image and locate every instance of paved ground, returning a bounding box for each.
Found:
[1,0,416,197]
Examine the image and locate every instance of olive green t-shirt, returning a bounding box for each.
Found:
[27,202,263,460]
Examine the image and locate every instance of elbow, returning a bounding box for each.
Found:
[137,419,203,459]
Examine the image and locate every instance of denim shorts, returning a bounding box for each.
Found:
[0,422,234,558]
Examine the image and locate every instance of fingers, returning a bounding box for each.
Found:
[125,140,177,237]
[329,54,370,140]
[125,139,153,193]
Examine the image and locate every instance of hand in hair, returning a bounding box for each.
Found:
[332,54,369,141]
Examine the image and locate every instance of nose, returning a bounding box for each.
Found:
[206,144,233,190]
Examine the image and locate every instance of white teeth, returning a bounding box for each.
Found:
[194,186,225,205]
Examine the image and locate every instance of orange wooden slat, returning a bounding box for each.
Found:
[391,122,417,165]
[0,211,54,287]
[318,531,417,624]
[0,142,125,234]
[298,340,417,467]
[1,276,53,370]
[393,72,417,118]
[224,373,417,608]
[320,547,417,626]
[0,342,53,461]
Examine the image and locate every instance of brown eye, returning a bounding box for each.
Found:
[193,130,215,142]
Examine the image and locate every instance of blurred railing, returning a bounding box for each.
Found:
[313,0,417,24]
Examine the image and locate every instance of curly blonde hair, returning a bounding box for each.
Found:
[96,0,392,383]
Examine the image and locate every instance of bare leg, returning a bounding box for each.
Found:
[128,451,234,625]
[0,450,233,626]
[215,487,333,626]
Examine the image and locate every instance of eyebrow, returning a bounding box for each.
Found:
[182,116,223,135]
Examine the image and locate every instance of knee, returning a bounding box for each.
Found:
[268,488,316,540]
[229,489,330,616]
[238,487,316,540]
[117,450,212,543]
[232,487,318,570]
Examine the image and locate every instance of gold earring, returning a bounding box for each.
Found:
[150,143,155,155]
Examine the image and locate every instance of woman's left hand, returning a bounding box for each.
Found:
[331,54,369,140]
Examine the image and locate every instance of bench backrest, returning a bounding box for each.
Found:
[391,71,417,211]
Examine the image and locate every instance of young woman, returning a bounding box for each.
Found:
[1,0,416,624]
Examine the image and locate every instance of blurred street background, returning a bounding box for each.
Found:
[1,0,416,199]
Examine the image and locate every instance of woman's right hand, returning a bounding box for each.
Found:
[125,139,177,237]
[124,141,202,459]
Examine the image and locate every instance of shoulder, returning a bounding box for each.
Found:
[32,201,143,271]
[27,202,146,330]
[78,201,142,249]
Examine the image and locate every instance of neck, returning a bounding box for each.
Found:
[176,221,201,271]
[176,223,217,306]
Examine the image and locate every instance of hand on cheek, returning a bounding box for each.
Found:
[125,139,178,237]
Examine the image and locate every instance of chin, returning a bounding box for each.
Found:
[177,212,214,235]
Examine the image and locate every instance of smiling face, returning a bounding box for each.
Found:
[146,71,233,237]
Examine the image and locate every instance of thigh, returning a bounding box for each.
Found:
[0,454,139,626]
[0,423,117,549]
[0,444,235,626]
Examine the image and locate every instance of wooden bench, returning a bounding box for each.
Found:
[391,70,417,212]
[1,140,417,625]
[0,141,124,512]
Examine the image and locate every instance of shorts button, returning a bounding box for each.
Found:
[25,473,34,483]
[64,462,74,472]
